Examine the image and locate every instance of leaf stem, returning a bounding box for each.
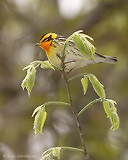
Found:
[42,147,83,157]
[61,146,83,153]
[78,98,102,116]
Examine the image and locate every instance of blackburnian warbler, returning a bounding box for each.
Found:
[35,33,117,72]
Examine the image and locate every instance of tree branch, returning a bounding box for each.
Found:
[62,70,90,160]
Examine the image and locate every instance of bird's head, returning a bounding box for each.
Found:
[35,33,57,54]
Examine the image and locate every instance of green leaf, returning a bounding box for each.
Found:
[109,100,120,130]
[110,109,120,130]
[103,99,119,130]
[79,33,94,41]
[107,99,117,105]
[32,101,69,120]
[72,34,95,60]
[41,146,83,160]
[23,61,41,70]
[41,60,55,70]
[81,76,88,95]
[41,147,61,160]
[53,147,61,159]
[34,108,47,135]
[65,30,83,45]
[73,35,88,56]
[89,74,106,99]
[32,105,43,117]
[29,61,41,68]
[103,101,112,118]
[21,66,36,96]
[62,30,95,59]
[79,34,95,59]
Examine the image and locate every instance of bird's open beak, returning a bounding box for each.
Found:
[35,42,41,46]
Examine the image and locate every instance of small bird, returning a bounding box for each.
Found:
[35,33,117,72]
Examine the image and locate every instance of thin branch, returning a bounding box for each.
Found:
[60,53,90,159]
[62,71,90,160]
[59,40,90,159]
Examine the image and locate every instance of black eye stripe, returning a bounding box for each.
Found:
[40,33,46,41]
[43,37,49,42]
[41,35,53,43]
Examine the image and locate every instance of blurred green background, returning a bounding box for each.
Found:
[0,0,128,160]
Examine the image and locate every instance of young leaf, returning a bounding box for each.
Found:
[72,34,95,60]
[41,147,83,160]
[79,34,95,59]
[79,33,94,41]
[89,74,106,99]
[103,101,112,118]
[110,109,120,130]
[65,30,83,44]
[108,100,120,130]
[32,101,69,118]
[103,99,119,130]
[73,35,88,57]
[23,61,41,70]
[30,61,41,68]
[34,108,47,135]
[81,76,88,95]
[32,105,43,117]
[52,147,61,159]
[21,66,36,96]
[41,60,55,70]
[62,30,94,59]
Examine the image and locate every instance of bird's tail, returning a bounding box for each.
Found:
[95,52,117,64]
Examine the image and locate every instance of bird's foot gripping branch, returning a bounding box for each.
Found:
[21,30,119,160]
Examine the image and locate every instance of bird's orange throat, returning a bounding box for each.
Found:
[40,40,52,55]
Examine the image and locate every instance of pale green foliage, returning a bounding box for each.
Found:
[41,147,83,160]
[41,147,61,160]
[72,34,95,59]
[103,99,119,130]
[89,74,106,99]
[21,66,36,96]
[32,101,70,135]
[62,30,95,59]
[52,147,61,159]
[21,60,55,95]
[81,76,88,95]
[41,60,55,70]
[32,101,69,118]
[34,108,47,135]
[23,61,41,70]
[78,73,105,99]
[32,105,43,117]
[73,73,119,130]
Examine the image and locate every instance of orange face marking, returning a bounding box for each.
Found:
[40,40,52,54]
[39,33,57,55]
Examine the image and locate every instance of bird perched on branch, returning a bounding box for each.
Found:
[35,32,117,72]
